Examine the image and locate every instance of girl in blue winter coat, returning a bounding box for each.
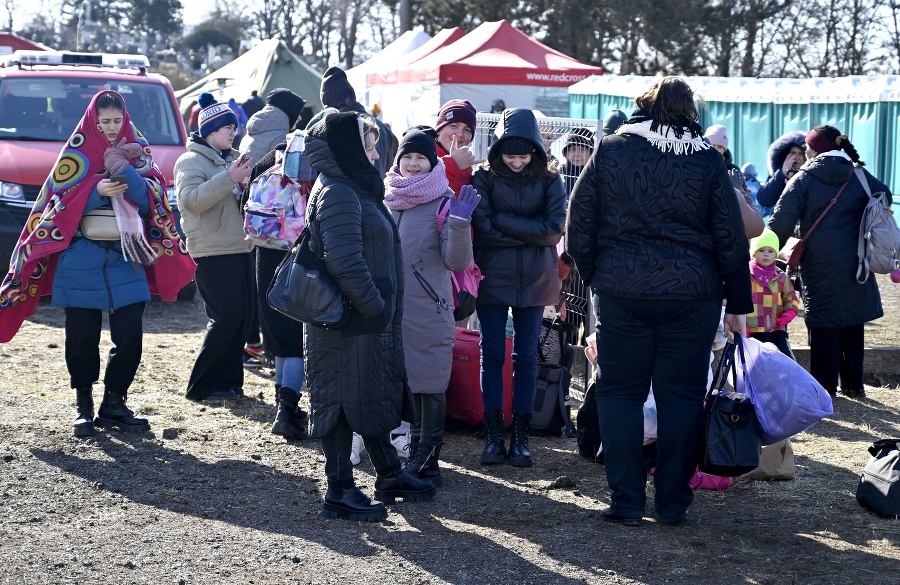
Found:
[470,108,567,468]
[0,91,195,436]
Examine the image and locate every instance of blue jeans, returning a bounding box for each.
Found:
[593,293,720,522]
[477,305,544,414]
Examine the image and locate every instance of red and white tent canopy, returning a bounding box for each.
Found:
[369,21,603,133]
[366,27,465,88]
[397,20,602,86]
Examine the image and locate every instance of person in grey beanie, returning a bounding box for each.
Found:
[320,66,395,178]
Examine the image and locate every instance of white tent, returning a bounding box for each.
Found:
[345,30,431,106]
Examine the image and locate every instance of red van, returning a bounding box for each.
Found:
[0,50,187,267]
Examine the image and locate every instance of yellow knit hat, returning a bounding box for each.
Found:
[750,229,780,257]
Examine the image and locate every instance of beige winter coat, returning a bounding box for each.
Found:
[174,138,253,258]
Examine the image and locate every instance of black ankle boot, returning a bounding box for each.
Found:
[403,437,444,487]
[271,387,308,440]
[373,467,436,504]
[480,410,506,465]
[73,386,96,437]
[95,391,150,433]
[322,484,387,522]
[507,412,533,467]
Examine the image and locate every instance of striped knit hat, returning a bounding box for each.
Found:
[197,92,238,139]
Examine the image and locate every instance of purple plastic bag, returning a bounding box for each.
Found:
[736,335,833,445]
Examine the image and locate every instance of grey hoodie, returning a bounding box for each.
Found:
[239,106,291,164]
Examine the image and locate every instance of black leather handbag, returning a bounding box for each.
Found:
[267,228,349,329]
[699,336,762,477]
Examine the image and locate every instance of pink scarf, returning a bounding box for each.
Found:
[383,160,450,211]
[749,259,784,287]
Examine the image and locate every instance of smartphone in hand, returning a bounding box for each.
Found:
[110,175,128,185]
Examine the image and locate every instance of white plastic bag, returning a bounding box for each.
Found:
[736,335,833,445]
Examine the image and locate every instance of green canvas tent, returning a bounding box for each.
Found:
[175,39,323,117]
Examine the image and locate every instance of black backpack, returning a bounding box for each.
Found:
[531,363,575,437]
[856,439,900,518]
[576,379,602,461]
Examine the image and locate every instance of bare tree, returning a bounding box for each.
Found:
[883,0,900,71]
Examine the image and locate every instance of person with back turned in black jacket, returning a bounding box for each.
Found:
[566,76,752,527]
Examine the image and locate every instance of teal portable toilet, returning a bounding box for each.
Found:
[695,77,777,173]
[567,75,651,123]
[884,85,900,213]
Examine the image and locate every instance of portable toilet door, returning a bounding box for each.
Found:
[884,85,900,213]
[772,78,817,139]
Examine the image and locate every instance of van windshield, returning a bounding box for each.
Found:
[0,77,183,146]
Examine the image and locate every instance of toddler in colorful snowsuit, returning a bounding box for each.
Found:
[747,229,798,357]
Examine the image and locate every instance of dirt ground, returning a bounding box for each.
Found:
[0,274,898,585]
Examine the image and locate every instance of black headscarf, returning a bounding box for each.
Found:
[266,88,306,129]
[307,112,384,201]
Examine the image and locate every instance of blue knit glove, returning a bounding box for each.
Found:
[449,184,481,221]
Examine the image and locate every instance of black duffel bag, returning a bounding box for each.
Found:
[856,439,900,519]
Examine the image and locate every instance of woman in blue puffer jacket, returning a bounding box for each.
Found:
[0,90,195,438]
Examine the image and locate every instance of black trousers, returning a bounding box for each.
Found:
[809,324,865,394]
[64,302,145,396]
[320,411,401,489]
[749,330,794,358]
[593,293,720,522]
[186,253,254,400]
[255,246,303,357]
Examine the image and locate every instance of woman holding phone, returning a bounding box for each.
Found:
[175,92,255,402]
[0,90,195,436]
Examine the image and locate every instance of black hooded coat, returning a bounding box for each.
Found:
[768,154,891,330]
[302,112,413,438]
[470,108,567,308]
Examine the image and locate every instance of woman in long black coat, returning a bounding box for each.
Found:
[769,125,891,399]
[303,112,436,522]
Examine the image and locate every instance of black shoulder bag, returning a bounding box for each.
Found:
[698,335,762,477]
[267,228,350,329]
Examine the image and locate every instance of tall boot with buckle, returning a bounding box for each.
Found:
[480,410,506,465]
[507,412,533,467]
[272,386,309,440]
[95,389,150,433]
[73,386,96,437]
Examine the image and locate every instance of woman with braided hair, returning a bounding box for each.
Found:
[769,125,892,400]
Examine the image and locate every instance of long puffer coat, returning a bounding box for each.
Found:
[302,113,413,438]
[769,154,891,330]
[470,109,567,308]
[391,194,473,395]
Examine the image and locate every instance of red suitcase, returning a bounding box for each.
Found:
[446,327,513,428]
